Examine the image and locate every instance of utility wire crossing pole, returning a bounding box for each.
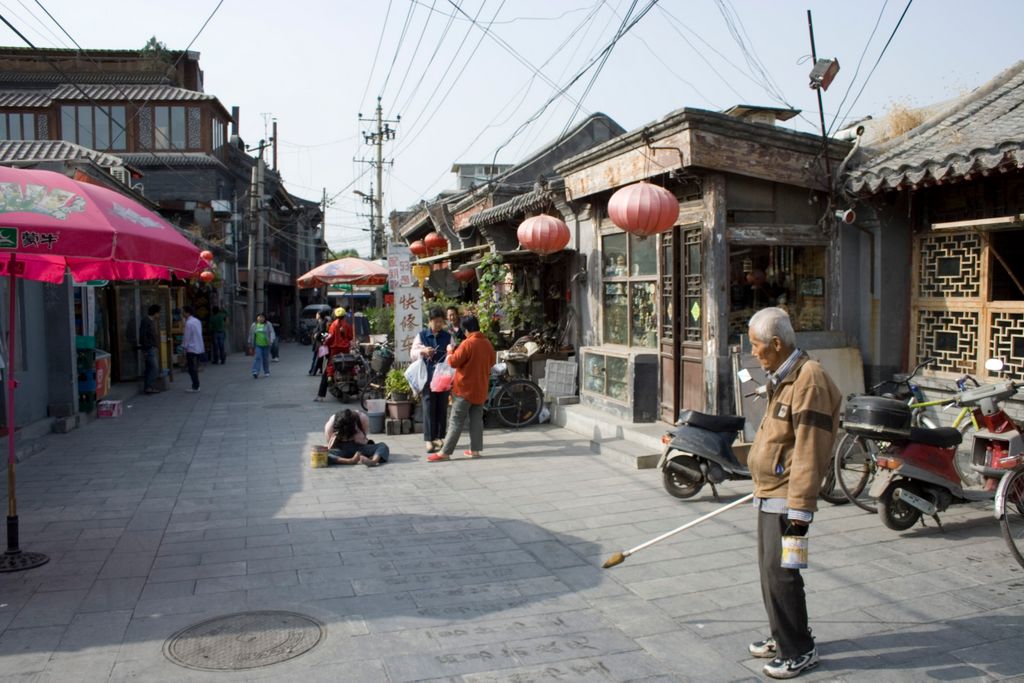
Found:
[246,139,271,319]
[357,97,399,260]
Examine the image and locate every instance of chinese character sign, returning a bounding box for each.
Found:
[393,286,421,367]
[387,244,413,290]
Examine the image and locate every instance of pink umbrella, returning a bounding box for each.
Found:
[0,166,207,572]
[296,256,387,288]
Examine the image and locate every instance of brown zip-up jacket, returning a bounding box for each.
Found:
[747,353,842,512]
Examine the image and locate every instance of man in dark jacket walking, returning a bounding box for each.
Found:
[139,304,161,394]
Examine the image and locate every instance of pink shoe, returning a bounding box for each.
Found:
[463,450,482,458]
[426,453,450,462]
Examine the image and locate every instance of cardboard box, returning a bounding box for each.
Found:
[97,400,123,418]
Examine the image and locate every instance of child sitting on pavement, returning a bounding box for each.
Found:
[323,408,390,467]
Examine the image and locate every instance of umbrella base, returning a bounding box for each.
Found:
[0,550,49,572]
[1,516,48,572]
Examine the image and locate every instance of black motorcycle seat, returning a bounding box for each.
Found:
[677,410,745,433]
[909,426,962,448]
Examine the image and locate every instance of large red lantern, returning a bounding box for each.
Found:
[607,182,679,238]
[424,232,448,255]
[453,266,476,282]
[409,240,428,257]
[199,270,215,283]
[517,214,570,255]
[200,249,214,263]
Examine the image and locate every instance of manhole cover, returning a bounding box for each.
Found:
[164,611,324,671]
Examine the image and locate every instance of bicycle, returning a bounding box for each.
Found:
[834,359,985,513]
[484,362,544,428]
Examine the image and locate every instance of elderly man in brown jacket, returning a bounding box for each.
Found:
[746,307,841,680]
[428,315,496,462]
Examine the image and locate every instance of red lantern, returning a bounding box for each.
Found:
[409,240,428,257]
[607,182,679,238]
[199,270,215,283]
[200,249,214,263]
[517,214,570,255]
[453,266,476,282]
[424,232,448,255]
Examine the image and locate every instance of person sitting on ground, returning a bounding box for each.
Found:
[323,408,389,466]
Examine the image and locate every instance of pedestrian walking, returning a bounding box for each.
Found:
[428,315,495,462]
[139,304,161,394]
[248,312,276,379]
[411,307,452,453]
[323,408,390,466]
[269,314,281,362]
[181,305,204,393]
[308,311,328,376]
[446,305,466,344]
[745,307,841,679]
[209,305,227,364]
[315,307,353,401]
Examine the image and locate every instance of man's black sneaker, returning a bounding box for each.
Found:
[763,648,819,679]
[748,636,777,658]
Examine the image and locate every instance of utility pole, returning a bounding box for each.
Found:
[254,156,266,315]
[246,139,271,318]
[358,97,399,260]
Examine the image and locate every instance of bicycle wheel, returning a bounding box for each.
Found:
[360,384,385,411]
[492,379,543,428]
[999,467,1024,569]
[834,432,876,513]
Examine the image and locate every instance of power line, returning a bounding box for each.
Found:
[387,0,435,108]
[410,0,592,25]
[395,1,458,116]
[826,0,889,134]
[358,0,393,115]
[32,0,80,50]
[13,0,67,48]
[835,0,914,130]
[377,0,417,100]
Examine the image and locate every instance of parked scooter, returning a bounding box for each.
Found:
[328,352,370,402]
[864,359,1023,531]
[658,410,750,500]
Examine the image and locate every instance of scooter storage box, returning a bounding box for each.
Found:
[843,396,911,440]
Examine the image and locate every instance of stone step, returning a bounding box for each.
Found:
[550,401,664,470]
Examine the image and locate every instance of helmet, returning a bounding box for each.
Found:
[334,307,346,318]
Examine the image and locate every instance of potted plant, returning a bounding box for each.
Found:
[384,368,413,419]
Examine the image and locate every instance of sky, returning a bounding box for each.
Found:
[2,0,1022,255]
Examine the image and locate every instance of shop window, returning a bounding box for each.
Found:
[153,105,187,149]
[914,228,1024,380]
[0,112,35,140]
[583,351,629,402]
[602,232,657,348]
[727,245,826,343]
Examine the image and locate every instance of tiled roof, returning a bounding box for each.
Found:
[845,61,1024,195]
[465,186,558,228]
[0,84,216,108]
[0,139,126,167]
[119,152,227,171]
[0,71,173,86]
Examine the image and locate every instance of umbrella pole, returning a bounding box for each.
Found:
[1,254,47,572]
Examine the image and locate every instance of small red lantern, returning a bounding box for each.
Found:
[200,250,214,263]
[199,270,215,283]
[453,266,476,282]
[607,181,679,239]
[517,214,570,255]
[409,240,428,257]
[424,231,448,255]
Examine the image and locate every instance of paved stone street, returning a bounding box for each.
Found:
[0,344,1022,682]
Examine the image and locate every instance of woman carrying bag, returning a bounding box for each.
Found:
[410,307,452,453]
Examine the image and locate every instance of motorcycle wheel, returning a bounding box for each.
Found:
[999,466,1024,569]
[328,382,343,400]
[662,455,705,499]
[834,432,877,513]
[877,480,923,531]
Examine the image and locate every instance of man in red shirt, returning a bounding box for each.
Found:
[428,315,496,462]
[315,307,354,401]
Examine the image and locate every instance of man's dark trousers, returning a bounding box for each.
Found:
[186,352,201,390]
[757,510,814,658]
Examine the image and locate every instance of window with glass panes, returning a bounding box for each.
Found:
[601,231,658,347]
[60,105,126,150]
[0,112,36,140]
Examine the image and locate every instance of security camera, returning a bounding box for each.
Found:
[834,208,856,224]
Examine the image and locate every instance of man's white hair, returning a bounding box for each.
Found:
[748,307,796,348]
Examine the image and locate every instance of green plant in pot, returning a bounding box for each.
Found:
[385,368,411,401]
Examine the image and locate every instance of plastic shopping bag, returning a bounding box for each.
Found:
[430,360,455,393]
[405,358,428,395]
[317,344,330,358]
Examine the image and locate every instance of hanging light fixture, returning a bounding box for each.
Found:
[200,249,214,263]
[453,265,476,282]
[607,182,679,239]
[409,240,428,257]
[517,214,570,255]
[199,270,215,283]
[411,263,431,288]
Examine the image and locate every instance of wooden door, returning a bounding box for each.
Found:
[659,225,704,422]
